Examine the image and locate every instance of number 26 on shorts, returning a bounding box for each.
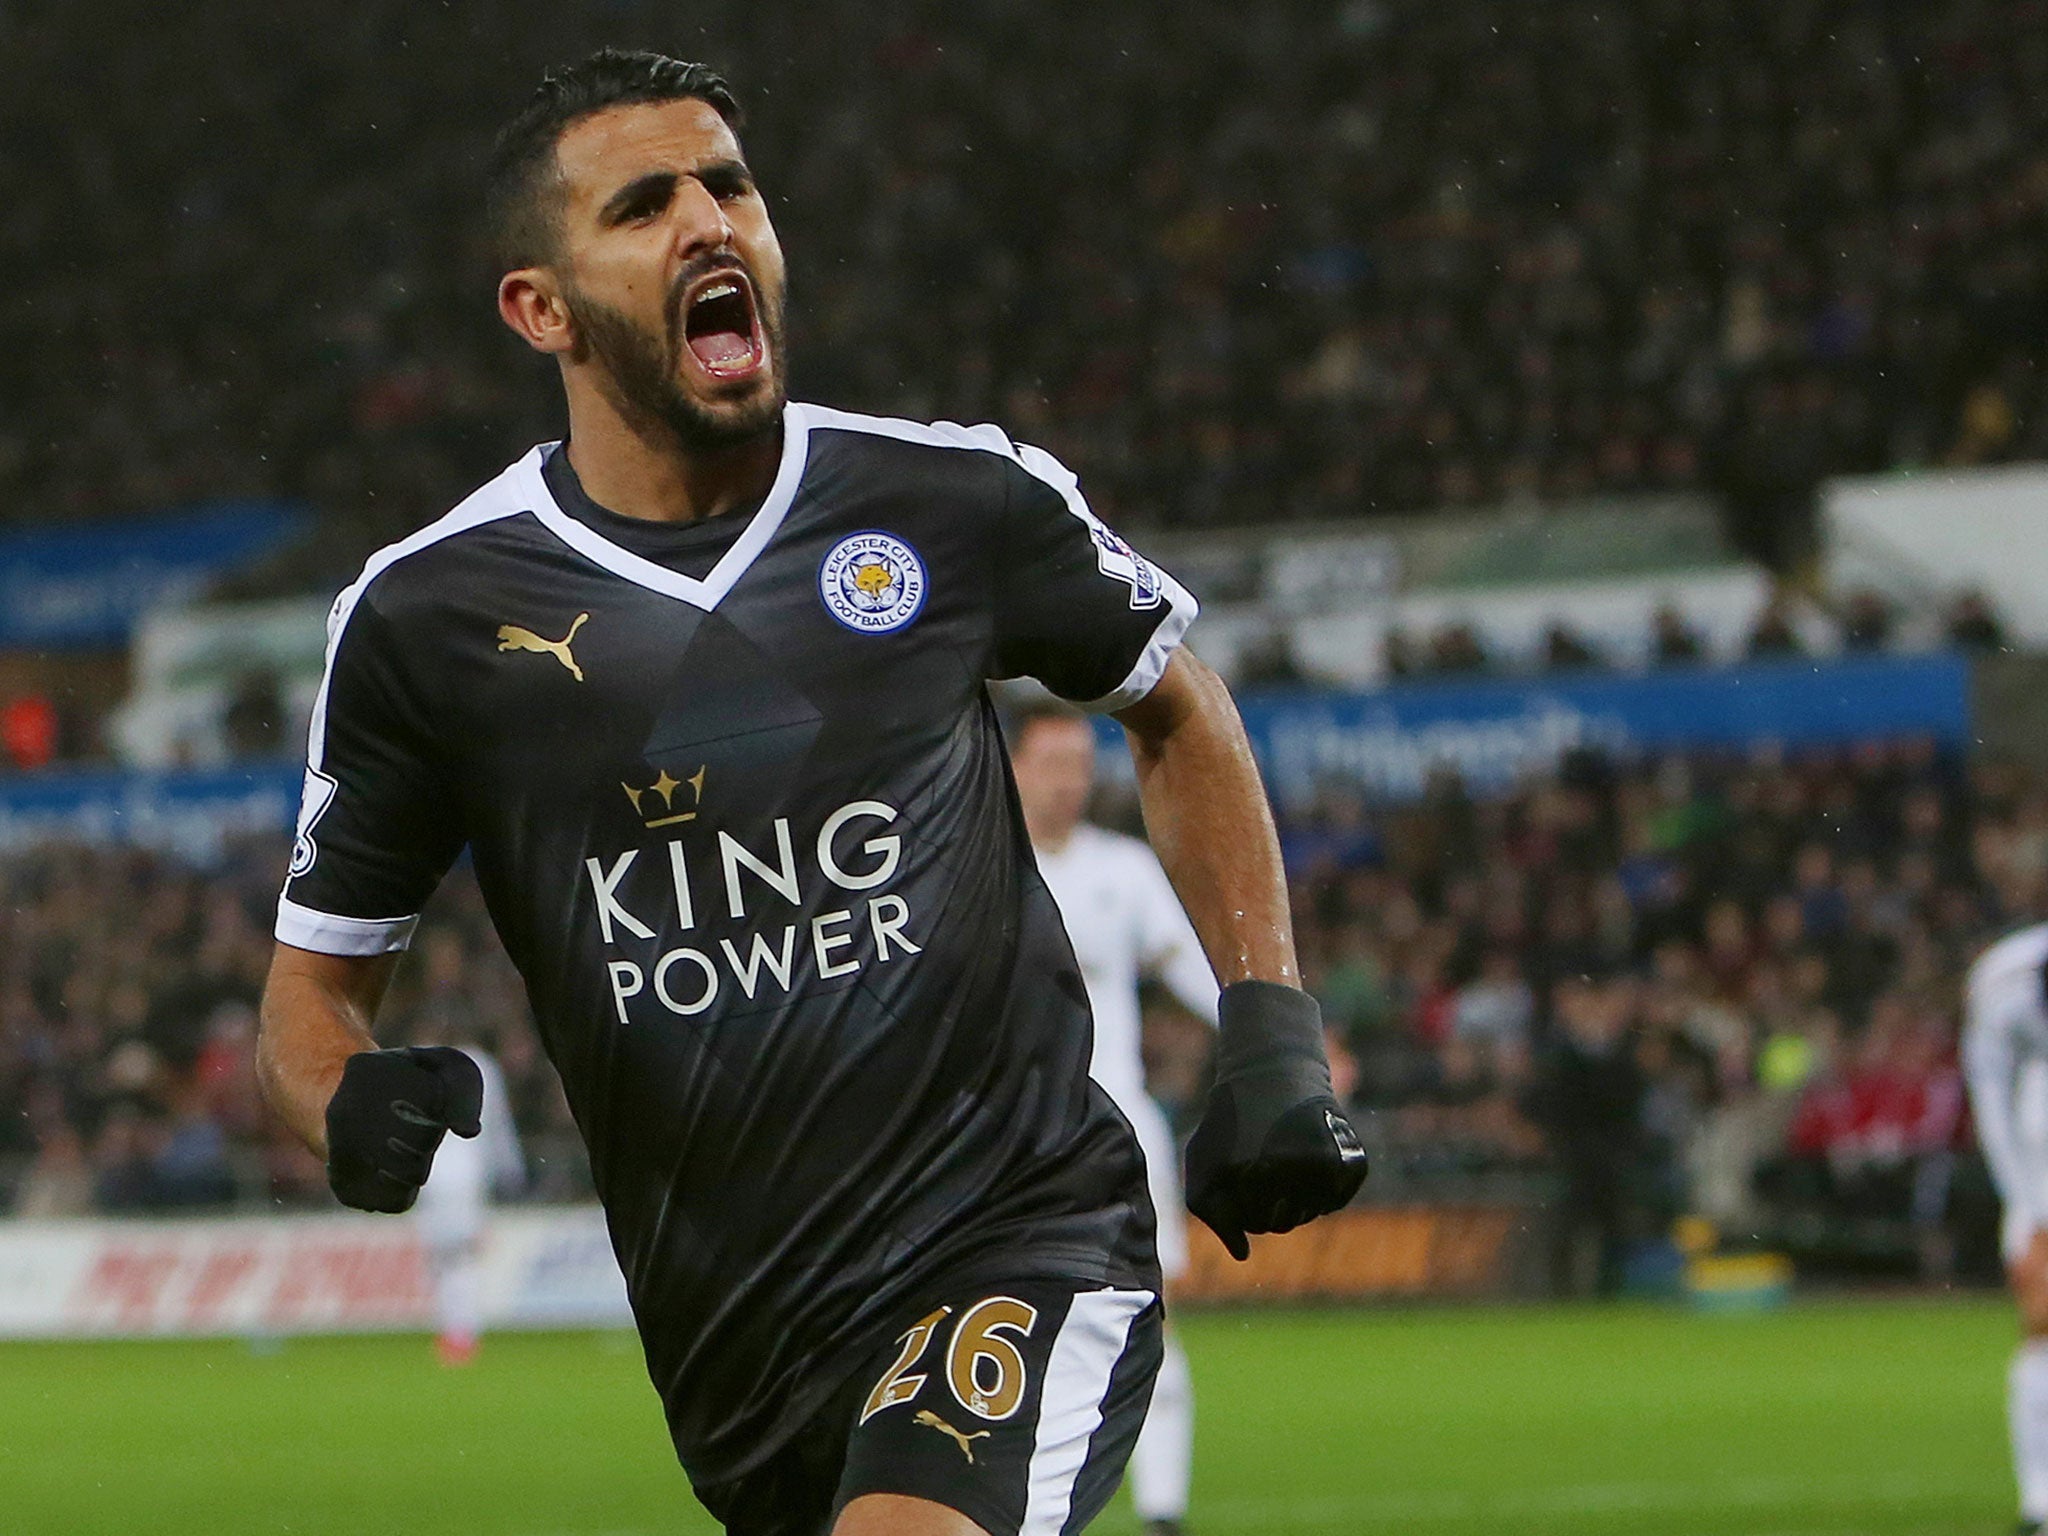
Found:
[858,1295,1040,1424]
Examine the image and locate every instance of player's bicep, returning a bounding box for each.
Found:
[989,444,1196,709]
[278,596,463,956]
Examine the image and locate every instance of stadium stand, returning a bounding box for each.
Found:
[5,0,2048,585]
[0,729,2020,1293]
[1269,737,2001,1287]
[2,0,2044,1302]
[0,837,589,1216]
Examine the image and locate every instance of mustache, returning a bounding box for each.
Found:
[664,253,755,353]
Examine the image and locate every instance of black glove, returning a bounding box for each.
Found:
[1185,981,1368,1260]
[324,1046,484,1214]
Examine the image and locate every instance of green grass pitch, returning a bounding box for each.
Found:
[0,1297,2018,1534]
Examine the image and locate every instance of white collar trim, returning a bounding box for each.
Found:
[515,402,813,610]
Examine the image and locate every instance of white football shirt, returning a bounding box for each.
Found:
[1035,822,1217,1274]
[1964,923,2048,1250]
[1034,823,1219,1115]
[415,1047,525,1246]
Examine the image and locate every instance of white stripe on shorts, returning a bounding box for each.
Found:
[1018,1287,1155,1536]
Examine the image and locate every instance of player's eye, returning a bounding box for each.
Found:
[701,167,754,202]
[610,178,675,224]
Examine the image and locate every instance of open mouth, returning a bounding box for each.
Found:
[681,269,765,380]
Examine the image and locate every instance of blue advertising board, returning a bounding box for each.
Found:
[1175,653,1970,808]
[0,655,1973,854]
[0,762,302,861]
[0,502,305,649]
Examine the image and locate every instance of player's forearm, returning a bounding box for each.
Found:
[1117,652,1297,988]
[256,949,393,1160]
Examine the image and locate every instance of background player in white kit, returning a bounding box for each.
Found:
[413,1041,524,1365]
[1963,922,2048,1535]
[1009,699,1218,1536]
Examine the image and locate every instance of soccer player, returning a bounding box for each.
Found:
[1964,922,2048,1535]
[1009,700,1217,1536]
[256,51,1365,1536]
[412,1040,523,1365]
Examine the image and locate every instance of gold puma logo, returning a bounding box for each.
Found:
[914,1409,990,1464]
[496,612,590,682]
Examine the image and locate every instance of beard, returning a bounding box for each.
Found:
[562,261,788,455]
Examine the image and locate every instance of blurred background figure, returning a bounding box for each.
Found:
[1008,698,1219,1536]
[413,1036,524,1366]
[1527,971,1645,1297]
[1963,925,2048,1535]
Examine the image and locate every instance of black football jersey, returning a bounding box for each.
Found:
[276,403,1197,1484]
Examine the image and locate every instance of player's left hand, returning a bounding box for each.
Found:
[1185,981,1368,1261]
[324,1046,484,1214]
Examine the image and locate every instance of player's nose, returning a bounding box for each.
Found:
[670,178,736,260]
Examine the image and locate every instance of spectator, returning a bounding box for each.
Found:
[1428,623,1492,676]
[1528,971,1645,1297]
[1650,603,1706,667]
[1235,628,1312,688]
[1398,1035,1540,1175]
[1542,622,1602,673]
[1,697,60,771]
[222,670,287,759]
[1946,590,2009,653]
[1452,946,1534,1053]
[1746,595,1806,660]
[1840,589,1895,653]
[14,1085,93,1218]
[1381,627,1419,682]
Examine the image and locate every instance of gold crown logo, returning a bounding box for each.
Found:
[622,765,706,829]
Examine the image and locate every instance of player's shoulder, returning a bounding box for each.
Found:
[1968,922,2048,1000]
[333,450,547,634]
[793,402,1078,503]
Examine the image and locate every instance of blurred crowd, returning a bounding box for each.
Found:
[1345,587,2010,689]
[0,837,587,1218]
[1265,740,2020,1289]
[5,0,2048,585]
[0,733,2033,1302]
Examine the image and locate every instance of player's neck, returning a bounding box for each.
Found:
[561,399,781,525]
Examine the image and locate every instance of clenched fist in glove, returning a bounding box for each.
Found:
[1185,981,1368,1260]
[324,1046,484,1213]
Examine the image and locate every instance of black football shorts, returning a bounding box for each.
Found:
[696,1278,1163,1536]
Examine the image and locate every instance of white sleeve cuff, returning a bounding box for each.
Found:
[275,895,420,956]
[1081,574,1199,713]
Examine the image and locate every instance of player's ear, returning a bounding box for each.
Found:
[498,268,574,355]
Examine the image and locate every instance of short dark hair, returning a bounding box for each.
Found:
[486,49,743,270]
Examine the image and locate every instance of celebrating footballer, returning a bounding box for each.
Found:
[257,50,1365,1536]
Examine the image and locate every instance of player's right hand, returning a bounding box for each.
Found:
[1185,981,1368,1261]
[324,1046,484,1213]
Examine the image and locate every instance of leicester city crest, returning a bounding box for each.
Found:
[819,531,928,634]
